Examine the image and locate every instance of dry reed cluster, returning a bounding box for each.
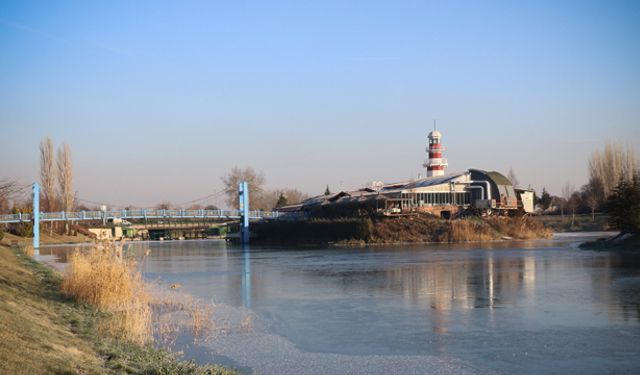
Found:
[439,219,495,242]
[60,241,151,345]
[22,244,35,257]
[371,215,553,243]
[60,241,250,349]
[151,293,218,346]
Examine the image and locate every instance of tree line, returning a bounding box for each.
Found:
[534,142,638,232]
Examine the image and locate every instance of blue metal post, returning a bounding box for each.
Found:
[242,243,252,308]
[32,183,40,249]
[238,181,250,244]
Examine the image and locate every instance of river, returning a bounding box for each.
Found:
[40,233,640,374]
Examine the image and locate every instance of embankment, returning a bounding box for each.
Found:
[252,215,552,246]
[531,214,610,232]
[579,233,640,251]
[0,244,238,374]
[0,230,93,246]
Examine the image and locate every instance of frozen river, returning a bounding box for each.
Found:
[43,233,640,374]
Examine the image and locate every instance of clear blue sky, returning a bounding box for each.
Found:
[1,0,639,208]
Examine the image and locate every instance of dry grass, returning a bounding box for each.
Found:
[0,245,104,374]
[438,219,496,242]
[152,292,218,345]
[239,313,254,332]
[485,216,553,240]
[371,215,553,244]
[22,244,35,257]
[190,302,215,337]
[61,241,151,345]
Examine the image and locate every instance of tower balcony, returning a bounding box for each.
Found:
[423,158,448,167]
[426,145,446,152]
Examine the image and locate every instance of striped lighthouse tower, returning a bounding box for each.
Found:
[422,124,448,177]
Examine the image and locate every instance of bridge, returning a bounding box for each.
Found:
[0,181,263,248]
[0,209,279,223]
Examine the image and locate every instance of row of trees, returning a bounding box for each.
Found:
[39,137,75,214]
[535,142,638,228]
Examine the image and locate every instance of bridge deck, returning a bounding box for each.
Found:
[0,209,279,224]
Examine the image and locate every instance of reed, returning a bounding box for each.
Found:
[61,242,151,345]
[439,219,496,242]
[22,244,34,257]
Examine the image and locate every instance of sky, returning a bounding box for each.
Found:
[1,0,639,208]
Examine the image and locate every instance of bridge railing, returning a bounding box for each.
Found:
[0,209,279,224]
[0,213,33,223]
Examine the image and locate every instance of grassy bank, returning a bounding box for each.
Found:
[253,215,552,245]
[0,244,238,374]
[0,230,93,247]
[530,213,610,232]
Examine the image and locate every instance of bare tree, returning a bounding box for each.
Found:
[507,166,519,188]
[588,142,638,198]
[567,192,582,227]
[56,143,74,234]
[0,179,19,214]
[40,137,58,235]
[220,166,265,209]
[40,137,57,212]
[260,188,310,210]
[57,143,74,211]
[581,177,604,222]
[155,201,174,210]
[561,181,574,218]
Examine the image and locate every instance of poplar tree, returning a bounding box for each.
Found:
[40,137,57,234]
[57,143,74,234]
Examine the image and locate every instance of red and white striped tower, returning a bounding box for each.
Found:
[422,126,448,177]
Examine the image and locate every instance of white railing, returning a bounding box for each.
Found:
[423,158,448,166]
[0,209,280,224]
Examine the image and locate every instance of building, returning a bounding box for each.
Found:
[287,168,528,219]
[280,127,534,218]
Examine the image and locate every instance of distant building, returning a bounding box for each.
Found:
[280,127,533,218]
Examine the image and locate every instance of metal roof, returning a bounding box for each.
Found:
[397,172,469,190]
[469,169,512,186]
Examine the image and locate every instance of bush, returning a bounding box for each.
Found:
[9,222,33,237]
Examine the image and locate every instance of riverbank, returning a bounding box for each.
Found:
[531,213,610,232]
[579,233,640,251]
[0,244,238,374]
[0,231,93,246]
[252,215,552,246]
